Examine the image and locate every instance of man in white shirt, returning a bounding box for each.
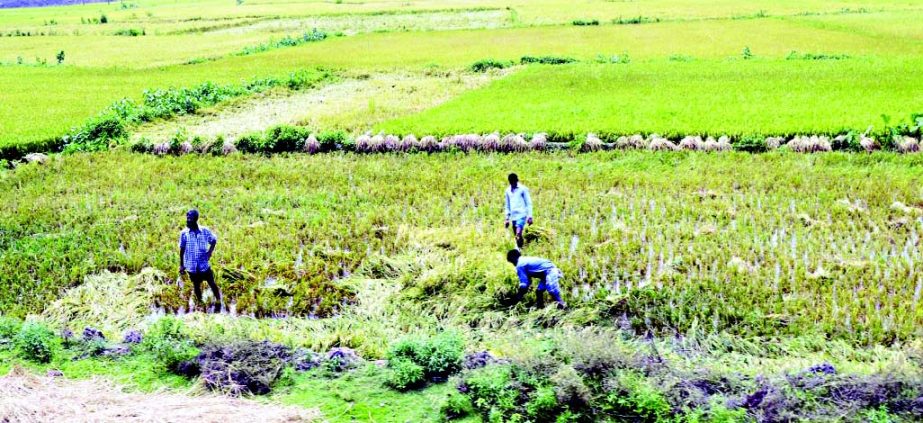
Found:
[504,173,533,249]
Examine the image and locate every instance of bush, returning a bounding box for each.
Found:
[386,332,464,386]
[317,130,348,151]
[521,55,577,65]
[386,357,425,391]
[470,59,511,73]
[0,316,22,350]
[733,136,767,153]
[441,392,475,420]
[15,322,58,363]
[526,386,560,420]
[141,317,199,372]
[572,19,599,26]
[264,125,311,153]
[601,372,671,421]
[461,365,520,420]
[235,132,264,154]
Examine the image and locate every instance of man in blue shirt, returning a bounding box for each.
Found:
[506,249,566,309]
[179,209,220,313]
[504,173,533,249]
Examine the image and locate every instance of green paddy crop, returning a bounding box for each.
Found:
[381,58,923,137]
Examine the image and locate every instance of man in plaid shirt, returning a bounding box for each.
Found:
[179,209,220,312]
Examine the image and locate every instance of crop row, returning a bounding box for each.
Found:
[123,124,923,158]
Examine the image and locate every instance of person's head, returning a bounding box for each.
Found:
[508,173,519,188]
[186,209,199,229]
[506,249,521,265]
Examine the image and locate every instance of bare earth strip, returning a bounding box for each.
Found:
[0,368,320,423]
[133,70,508,143]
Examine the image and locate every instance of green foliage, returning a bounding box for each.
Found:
[520,55,577,65]
[386,357,426,391]
[470,59,511,73]
[0,316,22,350]
[601,372,671,421]
[441,392,475,420]
[263,125,311,153]
[386,332,464,390]
[140,317,199,372]
[526,386,559,420]
[733,135,767,153]
[571,19,599,26]
[317,130,348,151]
[462,365,520,420]
[14,322,58,363]
[239,30,328,56]
[55,50,65,64]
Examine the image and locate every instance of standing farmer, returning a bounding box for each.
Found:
[179,209,221,313]
[506,249,566,309]
[504,173,533,249]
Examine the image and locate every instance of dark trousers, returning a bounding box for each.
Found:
[187,269,221,310]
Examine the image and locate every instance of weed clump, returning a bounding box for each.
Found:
[385,332,464,390]
[470,59,511,73]
[141,317,199,372]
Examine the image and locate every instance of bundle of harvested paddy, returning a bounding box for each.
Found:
[303,134,320,154]
[859,135,879,152]
[648,136,678,151]
[896,136,920,154]
[529,133,547,151]
[583,133,604,152]
[399,134,419,152]
[678,136,703,151]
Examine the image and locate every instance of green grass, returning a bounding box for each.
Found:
[3,9,923,149]
[380,58,923,136]
[278,365,475,423]
[2,151,922,344]
[0,349,192,391]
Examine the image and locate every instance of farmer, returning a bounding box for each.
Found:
[179,209,221,313]
[506,249,566,310]
[504,173,533,249]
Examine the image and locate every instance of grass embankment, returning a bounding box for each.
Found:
[2,152,922,344]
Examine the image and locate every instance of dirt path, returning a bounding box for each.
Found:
[133,70,507,143]
[0,367,320,423]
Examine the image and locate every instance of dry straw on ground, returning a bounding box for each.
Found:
[0,367,319,423]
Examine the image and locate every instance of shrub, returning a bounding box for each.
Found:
[386,331,464,386]
[441,392,475,420]
[521,55,576,65]
[572,19,600,26]
[386,357,425,391]
[317,130,347,151]
[235,132,264,154]
[141,317,199,372]
[264,125,311,153]
[601,372,671,420]
[526,386,560,420]
[734,135,767,153]
[470,59,511,73]
[0,316,22,350]
[15,322,58,363]
[462,365,520,419]
[550,366,592,408]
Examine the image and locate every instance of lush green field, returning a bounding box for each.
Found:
[381,58,923,137]
[3,9,923,149]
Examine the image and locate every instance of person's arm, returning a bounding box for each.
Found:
[523,187,533,224]
[178,233,186,273]
[504,190,511,227]
[517,265,530,286]
[206,229,217,260]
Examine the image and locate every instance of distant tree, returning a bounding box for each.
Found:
[56,51,65,64]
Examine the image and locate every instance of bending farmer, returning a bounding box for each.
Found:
[179,209,221,313]
[506,249,566,309]
[504,173,533,249]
